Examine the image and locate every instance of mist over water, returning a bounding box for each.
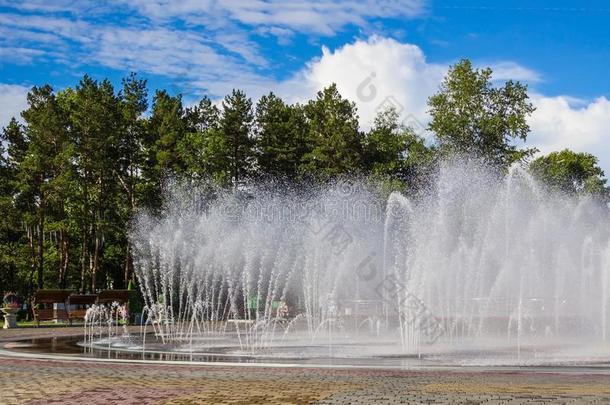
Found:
[127,160,610,365]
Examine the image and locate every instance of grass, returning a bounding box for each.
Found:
[0,319,82,328]
[0,318,132,328]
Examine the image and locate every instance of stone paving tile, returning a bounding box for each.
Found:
[2,327,610,404]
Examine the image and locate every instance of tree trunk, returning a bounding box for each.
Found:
[124,172,135,287]
[80,170,91,293]
[27,225,37,300]
[80,228,88,293]
[124,244,132,287]
[91,223,100,293]
[58,228,69,289]
[91,176,105,292]
[37,205,44,290]
[233,140,239,190]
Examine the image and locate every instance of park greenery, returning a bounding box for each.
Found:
[1,59,608,302]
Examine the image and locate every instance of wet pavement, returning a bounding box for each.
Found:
[2,326,610,404]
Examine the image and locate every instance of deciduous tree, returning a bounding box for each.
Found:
[428,59,536,168]
[530,149,609,201]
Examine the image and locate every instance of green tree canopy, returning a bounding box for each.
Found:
[220,89,255,187]
[255,92,308,179]
[18,85,73,290]
[363,107,435,184]
[178,96,225,181]
[428,59,536,168]
[302,84,363,177]
[184,96,220,133]
[70,76,124,292]
[1,70,608,303]
[0,119,26,295]
[530,149,610,201]
[150,90,186,173]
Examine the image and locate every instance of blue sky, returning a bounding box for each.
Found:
[2,0,610,172]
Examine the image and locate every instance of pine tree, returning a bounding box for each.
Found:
[220,89,255,188]
[0,120,24,295]
[18,85,71,290]
[68,76,122,292]
[302,84,363,177]
[178,96,223,180]
[150,90,186,174]
[256,93,308,179]
[117,73,148,286]
[363,107,435,186]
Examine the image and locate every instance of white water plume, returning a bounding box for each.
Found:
[126,160,610,362]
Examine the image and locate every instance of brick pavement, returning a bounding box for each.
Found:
[2,327,610,404]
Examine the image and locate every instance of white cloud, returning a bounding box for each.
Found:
[268,37,610,174]
[0,47,46,65]
[486,61,542,83]
[116,0,426,36]
[0,0,100,14]
[0,8,265,86]
[3,7,610,177]
[0,11,269,95]
[273,36,446,131]
[0,0,431,114]
[256,26,295,45]
[0,84,29,130]
[94,28,226,76]
[213,32,268,67]
[0,0,426,84]
[528,95,610,174]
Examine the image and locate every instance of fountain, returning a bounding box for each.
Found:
[84,160,610,366]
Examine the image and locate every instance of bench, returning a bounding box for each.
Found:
[96,290,131,324]
[96,290,131,306]
[66,294,98,324]
[32,289,72,326]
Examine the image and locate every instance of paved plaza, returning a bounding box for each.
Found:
[2,327,610,404]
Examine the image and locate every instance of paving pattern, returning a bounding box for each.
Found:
[2,327,610,404]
